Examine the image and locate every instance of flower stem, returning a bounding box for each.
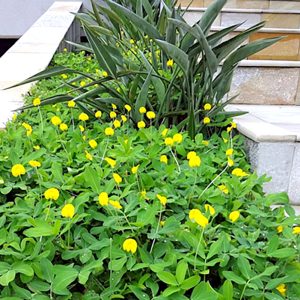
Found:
[150,207,163,253]
[194,227,205,270]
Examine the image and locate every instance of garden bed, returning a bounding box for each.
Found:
[0,51,299,299]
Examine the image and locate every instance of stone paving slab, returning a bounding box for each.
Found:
[0,1,82,128]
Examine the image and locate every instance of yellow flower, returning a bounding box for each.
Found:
[22,122,32,136]
[112,103,117,110]
[102,71,108,77]
[33,97,41,106]
[104,157,116,168]
[160,220,165,227]
[88,139,97,149]
[227,126,233,133]
[68,100,75,108]
[79,125,85,132]
[226,148,234,156]
[33,145,40,150]
[85,150,93,161]
[61,204,75,218]
[293,226,300,235]
[277,225,283,233]
[51,116,62,126]
[227,158,234,167]
[121,115,127,122]
[204,103,212,111]
[98,192,109,206]
[160,155,168,164]
[124,104,131,112]
[110,111,117,119]
[229,211,240,222]
[59,123,68,131]
[129,39,135,44]
[218,184,229,194]
[113,173,122,185]
[231,122,237,128]
[161,128,168,137]
[44,188,59,201]
[11,164,26,177]
[29,160,41,168]
[80,80,86,87]
[187,151,197,160]
[95,110,102,118]
[113,120,121,128]
[189,209,208,228]
[139,107,146,114]
[188,155,201,168]
[276,284,286,297]
[232,168,248,177]
[105,127,114,136]
[141,190,147,198]
[109,200,122,209]
[131,165,139,174]
[61,73,68,79]
[146,111,156,120]
[203,117,211,124]
[123,238,137,254]
[202,140,209,146]
[79,112,89,121]
[137,121,146,129]
[173,133,183,143]
[205,204,215,216]
[157,194,167,206]
[167,59,174,67]
[12,113,17,121]
[165,137,174,146]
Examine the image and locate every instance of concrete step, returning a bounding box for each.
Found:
[226,104,300,209]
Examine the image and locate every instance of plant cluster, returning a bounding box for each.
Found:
[11,0,281,138]
[0,51,300,299]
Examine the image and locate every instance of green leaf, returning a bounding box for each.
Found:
[0,270,16,286]
[128,285,150,300]
[206,236,223,260]
[176,260,188,284]
[268,248,297,258]
[40,258,54,283]
[109,257,127,271]
[12,262,34,277]
[221,280,233,300]
[24,220,57,238]
[237,256,252,280]
[191,281,220,300]
[133,71,152,121]
[155,39,189,77]
[107,0,162,40]
[180,275,200,290]
[52,266,78,295]
[84,26,116,77]
[222,271,246,285]
[157,271,178,286]
[83,166,100,193]
[163,286,181,297]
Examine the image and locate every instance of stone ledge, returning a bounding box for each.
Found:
[0,1,82,128]
[226,104,300,206]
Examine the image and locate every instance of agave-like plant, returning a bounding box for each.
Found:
[10,0,281,138]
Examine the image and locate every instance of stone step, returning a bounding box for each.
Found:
[226,104,300,208]
[179,0,300,11]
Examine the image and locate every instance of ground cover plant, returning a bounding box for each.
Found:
[0,51,300,299]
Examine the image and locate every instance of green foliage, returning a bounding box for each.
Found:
[10,0,281,138]
[0,52,300,298]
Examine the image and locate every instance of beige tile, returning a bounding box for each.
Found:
[249,33,300,61]
[221,12,261,28]
[262,13,300,29]
[183,11,220,26]
[179,0,204,7]
[269,1,300,10]
[229,67,300,105]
